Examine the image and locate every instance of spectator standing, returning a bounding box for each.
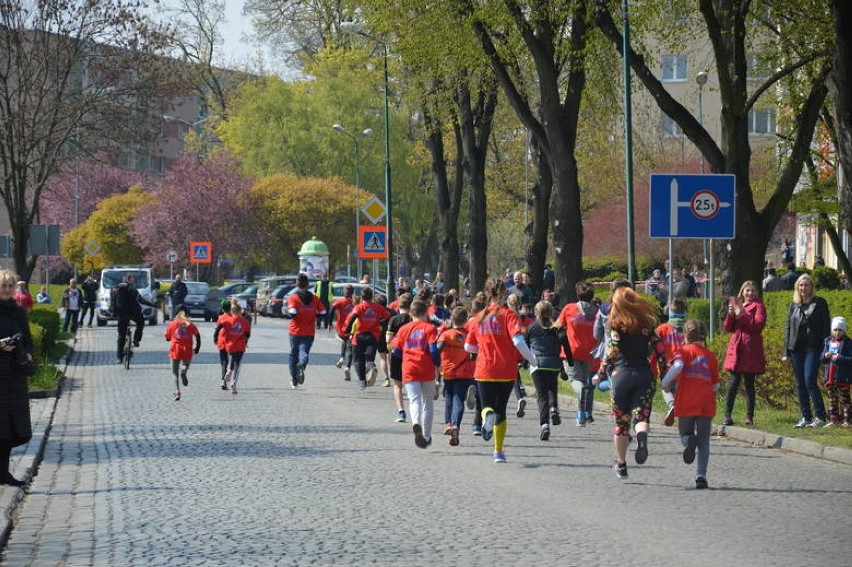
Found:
[780,262,799,290]
[13,282,32,313]
[36,286,51,305]
[821,317,851,427]
[645,269,666,306]
[314,273,333,330]
[782,274,831,427]
[80,275,98,328]
[432,271,445,294]
[542,263,556,293]
[166,274,188,320]
[763,267,783,292]
[781,237,794,265]
[61,278,82,333]
[722,281,767,426]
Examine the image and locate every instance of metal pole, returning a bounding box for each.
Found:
[709,240,715,339]
[382,46,395,300]
[699,77,709,298]
[668,239,673,310]
[622,0,636,284]
[355,136,361,279]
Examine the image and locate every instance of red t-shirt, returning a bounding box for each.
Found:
[438,327,475,379]
[465,305,524,382]
[165,320,199,361]
[14,292,33,312]
[345,301,392,341]
[332,298,355,337]
[220,313,251,353]
[558,302,600,366]
[395,320,438,383]
[287,290,326,336]
[671,343,720,418]
[215,313,228,351]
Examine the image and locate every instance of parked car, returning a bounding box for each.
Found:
[228,284,258,314]
[261,284,297,317]
[205,281,256,320]
[164,281,211,320]
[329,282,387,302]
[254,275,301,316]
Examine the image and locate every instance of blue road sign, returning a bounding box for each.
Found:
[359,226,387,259]
[649,174,736,239]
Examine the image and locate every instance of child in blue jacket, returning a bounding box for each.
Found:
[822,316,852,427]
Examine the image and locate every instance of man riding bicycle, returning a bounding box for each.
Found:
[112,274,156,364]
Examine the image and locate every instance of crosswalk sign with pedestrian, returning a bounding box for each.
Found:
[189,241,213,264]
[358,227,387,259]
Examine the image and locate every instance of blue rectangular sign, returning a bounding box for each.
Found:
[649,174,736,239]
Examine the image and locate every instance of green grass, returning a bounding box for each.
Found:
[29,326,69,392]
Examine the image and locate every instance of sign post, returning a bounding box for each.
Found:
[189,241,212,281]
[650,174,735,338]
[166,249,178,281]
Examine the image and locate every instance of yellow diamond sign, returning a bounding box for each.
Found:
[362,196,386,224]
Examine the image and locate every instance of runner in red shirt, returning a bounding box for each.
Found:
[213,299,231,390]
[558,281,600,426]
[219,299,251,395]
[464,279,536,463]
[660,319,720,489]
[437,306,476,447]
[331,285,356,381]
[344,286,392,389]
[392,300,440,448]
[164,304,200,401]
[654,297,687,426]
[285,273,326,389]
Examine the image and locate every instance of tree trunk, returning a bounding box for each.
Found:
[819,212,852,278]
[525,137,552,299]
[549,147,584,303]
[831,0,852,233]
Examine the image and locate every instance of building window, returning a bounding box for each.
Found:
[748,108,776,135]
[661,55,687,82]
[661,114,683,138]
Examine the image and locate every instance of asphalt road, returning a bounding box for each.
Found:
[1,317,849,566]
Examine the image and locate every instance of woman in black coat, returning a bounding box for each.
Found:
[0,270,34,486]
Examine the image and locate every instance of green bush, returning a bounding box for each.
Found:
[811,265,841,290]
[600,271,627,282]
[29,323,45,365]
[29,307,60,350]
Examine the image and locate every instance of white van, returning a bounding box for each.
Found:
[96,265,160,326]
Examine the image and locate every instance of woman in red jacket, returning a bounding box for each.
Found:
[722,280,767,426]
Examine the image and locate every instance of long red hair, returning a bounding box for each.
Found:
[608,287,658,334]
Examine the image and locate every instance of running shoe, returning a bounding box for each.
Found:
[449,427,460,446]
[366,364,378,387]
[576,412,587,427]
[220,380,228,391]
[540,424,550,441]
[173,391,181,401]
[358,380,367,390]
[586,414,595,424]
[664,405,676,427]
[683,434,697,464]
[396,410,406,423]
[180,368,188,387]
[481,408,496,442]
[807,418,826,428]
[231,380,238,395]
[465,384,476,410]
[343,367,351,381]
[472,425,482,437]
[383,379,391,388]
[297,363,306,385]
[413,424,428,449]
[516,398,526,418]
[335,357,345,369]
[433,379,441,400]
[722,417,734,426]
[794,417,809,428]
[493,452,506,463]
[550,409,561,426]
[635,431,649,464]
[695,476,709,489]
[290,383,297,390]
[443,423,453,435]
[613,461,628,480]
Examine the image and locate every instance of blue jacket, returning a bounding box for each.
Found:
[822,336,852,385]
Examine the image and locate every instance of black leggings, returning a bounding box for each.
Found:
[725,373,756,416]
[532,369,559,425]
[478,381,515,426]
[354,333,378,382]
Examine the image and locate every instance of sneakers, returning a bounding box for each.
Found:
[745,416,754,426]
[173,391,181,401]
[335,357,345,369]
[396,410,406,423]
[516,398,526,418]
[220,380,228,391]
[550,408,561,426]
[794,417,809,428]
[683,434,697,464]
[481,408,496,442]
[133,340,140,347]
[466,385,476,410]
[587,414,595,424]
[449,427,460,446]
[823,421,834,428]
[575,412,587,427]
[231,380,238,395]
[180,368,188,387]
[290,383,297,390]
[540,424,550,441]
[472,425,482,437]
[493,452,506,463]
[443,423,453,436]
[433,379,441,400]
[664,406,676,427]
[807,418,826,428]
[413,424,428,449]
[695,476,709,489]
[635,431,648,465]
[343,368,351,381]
[358,380,367,390]
[383,379,391,388]
[722,416,734,426]
[366,364,378,387]
[297,363,306,385]
[613,461,628,480]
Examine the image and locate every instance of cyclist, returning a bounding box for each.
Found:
[112,274,156,364]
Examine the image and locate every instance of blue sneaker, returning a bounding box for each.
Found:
[395,410,406,423]
[576,411,587,427]
[493,452,506,463]
[481,408,496,442]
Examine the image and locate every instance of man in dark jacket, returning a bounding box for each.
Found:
[167,274,188,320]
[780,262,799,290]
[113,274,156,363]
[81,275,99,328]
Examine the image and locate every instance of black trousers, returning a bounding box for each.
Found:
[116,313,145,359]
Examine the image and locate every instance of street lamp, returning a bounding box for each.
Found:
[332,124,373,278]
[340,21,394,299]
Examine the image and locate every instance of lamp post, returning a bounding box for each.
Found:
[340,21,394,299]
[695,70,714,338]
[333,124,373,278]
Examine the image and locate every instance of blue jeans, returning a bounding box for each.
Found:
[289,335,315,382]
[63,309,80,333]
[444,379,475,427]
[790,349,826,421]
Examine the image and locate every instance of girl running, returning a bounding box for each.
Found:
[465,279,537,463]
[506,293,531,418]
[526,300,572,440]
[164,304,200,401]
[344,287,392,389]
[213,299,231,390]
[437,306,476,446]
[220,298,251,395]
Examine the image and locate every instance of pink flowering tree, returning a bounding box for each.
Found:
[130,151,258,282]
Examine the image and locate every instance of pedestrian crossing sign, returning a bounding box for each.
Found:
[358,226,387,259]
[190,241,212,263]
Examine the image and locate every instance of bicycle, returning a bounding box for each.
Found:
[122,320,135,370]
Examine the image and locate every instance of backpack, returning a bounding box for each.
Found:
[112,284,132,313]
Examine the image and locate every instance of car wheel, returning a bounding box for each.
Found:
[96,316,107,327]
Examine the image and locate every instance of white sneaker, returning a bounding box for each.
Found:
[807,418,825,428]
[366,364,378,387]
[465,384,476,410]
[358,380,367,390]
[343,367,351,381]
[794,418,809,428]
[335,357,345,369]
[231,380,238,395]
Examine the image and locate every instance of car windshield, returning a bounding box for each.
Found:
[102,270,150,289]
[185,282,210,295]
[238,285,258,295]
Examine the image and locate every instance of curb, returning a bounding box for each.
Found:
[0,337,74,547]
